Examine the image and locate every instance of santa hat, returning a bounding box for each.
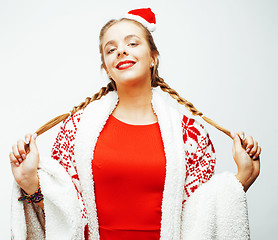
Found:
[124,8,156,32]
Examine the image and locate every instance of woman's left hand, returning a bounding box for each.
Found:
[232,131,261,192]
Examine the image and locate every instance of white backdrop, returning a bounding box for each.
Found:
[1,0,277,239]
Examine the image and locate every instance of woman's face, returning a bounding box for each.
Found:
[102,21,155,88]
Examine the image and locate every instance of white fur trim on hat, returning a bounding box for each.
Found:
[124,13,156,32]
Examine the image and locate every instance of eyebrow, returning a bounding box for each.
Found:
[103,34,141,49]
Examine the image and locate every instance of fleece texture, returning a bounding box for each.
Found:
[11,87,250,239]
[181,172,250,239]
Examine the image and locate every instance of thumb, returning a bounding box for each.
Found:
[29,133,38,152]
[233,134,243,151]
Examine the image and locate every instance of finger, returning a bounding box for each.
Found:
[235,131,248,150]
[233,134,241,149]
[29,133,38,152]
[253,146,261,160]
[9,152,20,167]
[17,139,26,160]
[244,136,254,153]
[253,158,260,177]
[24,133,32,153]
[12,144,22,163]
[233,134,245,156]
[235,131,245,140]
[249,141,258,157]
[24,133,32,145]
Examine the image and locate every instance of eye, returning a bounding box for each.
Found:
[128,42,138,47]
[107,48,116,54]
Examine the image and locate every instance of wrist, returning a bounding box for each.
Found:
[235,170,251,191]
[236,164,253,180]
[18,187,44,204]
[20,175,40,195]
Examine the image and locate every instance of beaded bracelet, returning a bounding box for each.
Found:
[18,187,44,204]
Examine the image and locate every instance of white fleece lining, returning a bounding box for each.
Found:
[181,172,250,240]
[151,88,187,239]
[74,91,118,240]
[11,183,27,240]
[38,156,83,239]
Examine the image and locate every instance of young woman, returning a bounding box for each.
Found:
[10,8,261,240]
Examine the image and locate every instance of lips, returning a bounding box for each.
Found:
[116,60,136,70]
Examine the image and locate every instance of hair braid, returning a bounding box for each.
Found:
[154,76,232,138]
[29,16,234,148]
[34,82,115,137]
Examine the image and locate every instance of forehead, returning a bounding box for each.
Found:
[102,21,146,46]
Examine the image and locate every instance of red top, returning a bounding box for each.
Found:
[92,114,166,240]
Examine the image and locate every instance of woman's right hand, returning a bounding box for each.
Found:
[9,133,40,195]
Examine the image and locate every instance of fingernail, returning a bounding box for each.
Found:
[240,134,244,140]
[246,148,250,153]
[21,154,26,160]
[25,137,30,144]
[32,133,37,140]
[249,153,253,156]
[18,158,22,163]
[253,155,257,160]
[15,162,19,167]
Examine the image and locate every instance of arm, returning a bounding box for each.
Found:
[10,112,86,239]
[10,133,44,209]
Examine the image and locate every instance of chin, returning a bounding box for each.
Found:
[116,70,151,85]
[116,74,150,87]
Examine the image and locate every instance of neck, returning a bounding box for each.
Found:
[112,80,157,124]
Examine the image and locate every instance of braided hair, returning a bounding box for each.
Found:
[34,18,232,140]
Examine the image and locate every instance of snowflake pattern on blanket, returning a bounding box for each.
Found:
[181,115,216,203]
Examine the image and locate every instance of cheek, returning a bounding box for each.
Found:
[130,50,149,66]
[141,54,152,67]
[139,48,152,64]
[104,55,113,70]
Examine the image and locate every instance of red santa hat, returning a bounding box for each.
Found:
[124,8,156,32]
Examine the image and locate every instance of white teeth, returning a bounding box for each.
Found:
[118,62,134,68]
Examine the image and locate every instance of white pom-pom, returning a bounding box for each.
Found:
[148,23,156,32]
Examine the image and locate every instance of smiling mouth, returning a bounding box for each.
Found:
[116,60,136,70]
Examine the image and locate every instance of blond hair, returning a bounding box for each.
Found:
[35,18,232,139]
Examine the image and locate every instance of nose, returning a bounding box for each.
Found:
[117,44,128,57]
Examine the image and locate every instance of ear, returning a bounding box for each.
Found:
[151,54,158,68]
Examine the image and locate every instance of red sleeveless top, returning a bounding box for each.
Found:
[92,114,166,240]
